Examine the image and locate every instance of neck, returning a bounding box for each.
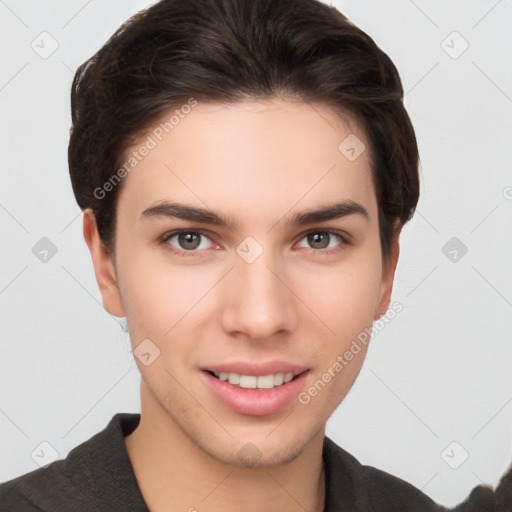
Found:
[124,384,326,512]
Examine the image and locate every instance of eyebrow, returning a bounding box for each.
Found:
[140,200,369,229]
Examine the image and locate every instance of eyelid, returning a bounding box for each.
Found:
[159,228,219,247]
[160,228,351,243]
[159,227,352,256]
[294,227,352,245]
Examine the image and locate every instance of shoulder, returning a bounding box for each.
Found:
[494,463,512,511]
[323,436,447,511]
[0,457,84,511]
[0,413,144,512]
[360,464,447,511]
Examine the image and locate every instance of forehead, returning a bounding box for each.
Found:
[116,98,377,226]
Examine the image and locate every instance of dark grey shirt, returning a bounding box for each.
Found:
[0,413,503,511]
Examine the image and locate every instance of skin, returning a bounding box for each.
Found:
[83,97,400,512]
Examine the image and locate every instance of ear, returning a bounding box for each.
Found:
[82,209,126,318]
[374,225,401,320]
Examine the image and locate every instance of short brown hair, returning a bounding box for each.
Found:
[68,0,419,262]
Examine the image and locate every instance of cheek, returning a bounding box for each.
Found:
[299,255,383,341]
[116,229,383,349]
[115,249,178,340]
[116,239,214,329]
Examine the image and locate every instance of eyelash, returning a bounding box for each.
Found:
[159,229,351,258]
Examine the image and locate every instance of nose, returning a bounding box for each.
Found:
[219,247,297,341]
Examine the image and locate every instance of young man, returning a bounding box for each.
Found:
[0,0,508,510]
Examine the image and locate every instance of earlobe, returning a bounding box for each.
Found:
[82,209,126,318]
[374,229,401,320]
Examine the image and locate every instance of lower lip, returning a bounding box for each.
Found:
[201,370,309,416]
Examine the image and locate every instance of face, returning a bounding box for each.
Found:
[86,98,399,467]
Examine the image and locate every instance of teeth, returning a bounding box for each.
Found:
[239,375,257,388]
[256,374,274,389]
[212,371,298,389]
[227,373,240,385]
[274,373,284,386]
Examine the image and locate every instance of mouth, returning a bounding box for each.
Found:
[201,366,310,416]
[205,370,306,390]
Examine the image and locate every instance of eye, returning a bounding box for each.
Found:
[159,228,350,258]
[296,230,349,255]
[160,230,217,257]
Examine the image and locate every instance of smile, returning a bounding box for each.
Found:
[209,371,298,390]
[202,367,310,416]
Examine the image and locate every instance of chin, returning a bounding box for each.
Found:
[206,436,308,469]
[195,419,322,469]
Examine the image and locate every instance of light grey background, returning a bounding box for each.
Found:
[1,0,511,507]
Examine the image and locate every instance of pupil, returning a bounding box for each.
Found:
[179,232,200,250]
[309,232,329,249]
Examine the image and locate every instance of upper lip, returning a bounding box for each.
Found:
[202,361,309,377]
